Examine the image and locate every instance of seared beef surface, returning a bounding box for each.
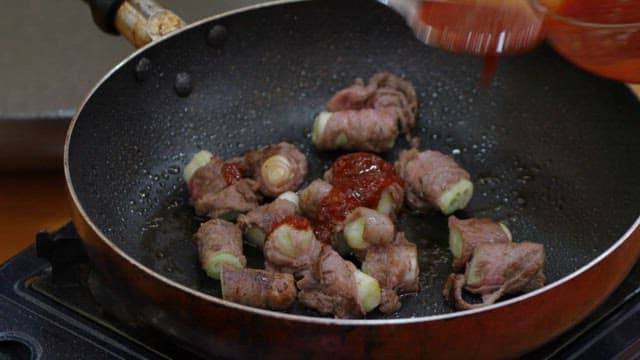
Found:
[327,72,418,136]
[221,266,297,311]
[444,242,546,310]
[448,215,512,268]
[237,197,299,240]
[396,148,470,210]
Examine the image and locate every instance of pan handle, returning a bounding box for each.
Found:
[83,0,186,48]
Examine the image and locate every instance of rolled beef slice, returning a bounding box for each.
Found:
[298,179,333,220]
[237,197,300,248]
[327,71,418,135]
[221,266,297,311]
[296,245,366,318]
[362,233,419,314]
[193,219,247,279]
[242,142,308,198]
[188,156,228,202]
[263,218,323,276]
[313,109,399,153]
[367,72,418,134]
[193,178,261,219]
[444,241,546,310]
[448,215,512,268]
[396,148,473,214]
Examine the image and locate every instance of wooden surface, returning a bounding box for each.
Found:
[1,86,638,265]
[0,172,71,263]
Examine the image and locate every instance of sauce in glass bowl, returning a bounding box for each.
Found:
[533,0,640,83]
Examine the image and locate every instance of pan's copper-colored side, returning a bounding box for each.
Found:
[70,197,640,359]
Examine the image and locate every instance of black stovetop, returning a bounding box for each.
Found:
[1,223,640,359]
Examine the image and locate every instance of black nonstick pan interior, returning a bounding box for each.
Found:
[67,0,640,318]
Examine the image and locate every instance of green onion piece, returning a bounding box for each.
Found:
[438,179,474,215]
[334,133,348,148]
[270,225,314,258]
[203,251,243,280]
[500,223,513,241]
[312,112,331,146]
[245,227,266,248]
[344,217,368,250]
[449,226,464,260]
[261,155,293,188]
[376,190,394,216]
[218,211,240,222]
[354,269,381,312]
[183,150,213,182]
[278,191,300,209]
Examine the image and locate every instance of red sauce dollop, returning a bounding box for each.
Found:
[222,162,242,185]
[315,153,402,244]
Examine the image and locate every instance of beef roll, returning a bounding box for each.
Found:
[312,72,418,153]
[342,207,396,251]
[237,191,301,248]
[185,152,261,219]
[362,232,420,314]
[443,241,546,310]
[242,142,308,198]
[298,179,333,220]
[194,179,261,220]
[296,244,381,318]
[263,215,323,277]
[312,109,399,153]
[221,266,297,311]
[396,148,473,215]
[326,71,418,135]
[193,219,247,280]
[448,215,512,268]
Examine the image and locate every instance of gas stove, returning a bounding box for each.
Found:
[1,223,640,359]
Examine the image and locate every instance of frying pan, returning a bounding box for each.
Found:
[66,0,640,358]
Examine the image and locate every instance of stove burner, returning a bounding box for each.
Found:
[1,224,639,358]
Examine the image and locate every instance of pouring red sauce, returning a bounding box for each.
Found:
[315,153,402,243]
[416,1,544,84]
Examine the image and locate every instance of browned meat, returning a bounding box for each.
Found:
[263,216,323,276]
[362,233,420,314]
[299,179,333,220]
[296,245,373,318]
[192,178,261,219]
[396,148,473,215]
[325,78,372,111]
[368,72,418,135]
[188,156,228,203]
[237,195,300,248]
[313,109,399,153]
[193,219,246,280]
[221,266,297,311]
[243,142,308,198]
[343,207,396,251]
[327,72,418,135]
[448,215,512,268]
[443,241,546,310]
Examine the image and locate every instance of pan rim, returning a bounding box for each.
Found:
[64,0,640,326]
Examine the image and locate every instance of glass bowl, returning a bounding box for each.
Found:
[529,0,640,83]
